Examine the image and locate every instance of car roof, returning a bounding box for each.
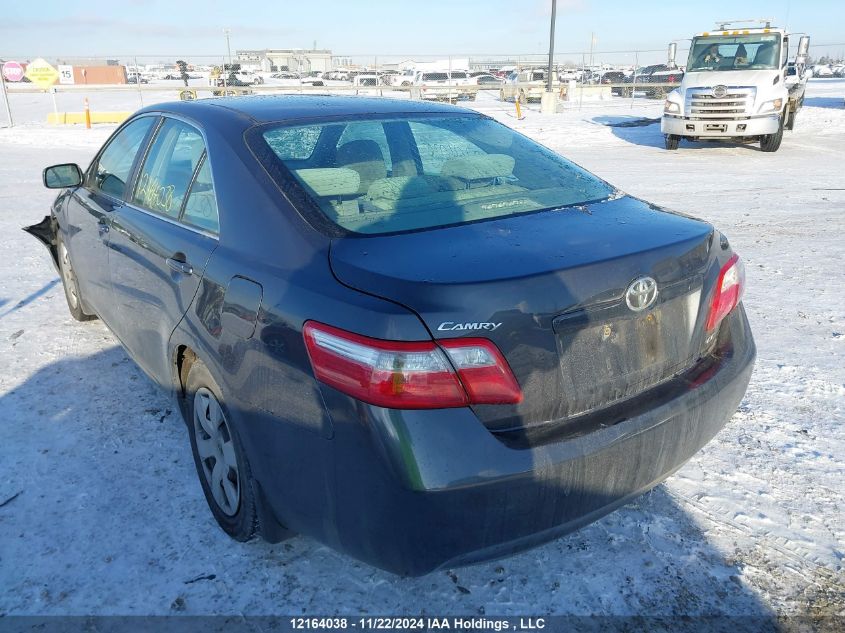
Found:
[137,94,475,126]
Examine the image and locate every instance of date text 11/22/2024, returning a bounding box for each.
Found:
[290,617,547,630]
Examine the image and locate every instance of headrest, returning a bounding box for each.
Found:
[337,139,385,166]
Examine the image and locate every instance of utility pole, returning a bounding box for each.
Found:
[0,72,13,128]
[547,0,557,92]
[224,28,232,69]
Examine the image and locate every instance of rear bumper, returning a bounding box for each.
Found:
[251,308,755,576]
[662,114,780,137]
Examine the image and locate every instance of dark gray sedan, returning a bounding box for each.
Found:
[29,96,754,575]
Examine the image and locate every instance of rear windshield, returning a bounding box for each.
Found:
[254,115,614,235]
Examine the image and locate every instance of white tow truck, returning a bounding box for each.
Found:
[661,20,810,152]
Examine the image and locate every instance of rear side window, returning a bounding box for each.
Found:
[90,117,155,198]
[132,118,206,218]
[422,73,448,81]
[254,115,614,235]
[182,155,219,234]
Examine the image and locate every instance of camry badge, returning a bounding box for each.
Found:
[437,321,502,332]
[625,277,658,312]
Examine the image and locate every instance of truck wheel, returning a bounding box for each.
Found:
[57,234,97,321]
[622,87,633,98]
[499,89,506,101]
[785,109,796,130]
[760,116,784,152]
[518,90,527,104]
[186,360,258,541]
[653,87,666,99]
[664,135,680,150]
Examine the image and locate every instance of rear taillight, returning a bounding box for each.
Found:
[302,322,522,409]
[705,254,745,332]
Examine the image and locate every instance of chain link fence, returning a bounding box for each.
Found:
[2,42,843,127]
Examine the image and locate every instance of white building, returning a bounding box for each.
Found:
[235,49,332,73]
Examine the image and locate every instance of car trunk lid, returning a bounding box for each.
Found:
[329,196,715,431]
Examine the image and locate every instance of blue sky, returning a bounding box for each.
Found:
[1,0,842,61]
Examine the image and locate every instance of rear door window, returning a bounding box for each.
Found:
[131,118,206,218]
[89,117,156,198]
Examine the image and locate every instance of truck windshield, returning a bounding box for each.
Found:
[687,33,782,71]
[253,115,614,235]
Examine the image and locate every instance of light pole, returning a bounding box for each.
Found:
[224,28,232,70]
[547,0,556,92]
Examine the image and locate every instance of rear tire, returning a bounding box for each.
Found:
[665,134,680,150]
[57,234,96,321]
[186,360,258,541]
[622,87,633,98]
[518,90,527,104]
[760,115,784,152]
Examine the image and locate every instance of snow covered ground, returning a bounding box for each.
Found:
[0,80,843,621]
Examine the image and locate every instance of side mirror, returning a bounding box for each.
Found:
[43,163,82,189]
[668,42,678,69]
[796,36,811,67]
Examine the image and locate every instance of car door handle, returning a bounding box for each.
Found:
[166,254,193,276]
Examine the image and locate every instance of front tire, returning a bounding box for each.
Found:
[186,361,258,541]
[665,134,681,150]
[760,115,784,152]
[785,108,797,130]
[57,235,96,321]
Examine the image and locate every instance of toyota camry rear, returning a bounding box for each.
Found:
[33,97,754,577]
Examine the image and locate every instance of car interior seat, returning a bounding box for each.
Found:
[336,140,388,195]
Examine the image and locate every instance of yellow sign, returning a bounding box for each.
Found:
[25,58,59,89]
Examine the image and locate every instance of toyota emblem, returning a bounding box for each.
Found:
[712,85,728,98]
[625,277,658,312]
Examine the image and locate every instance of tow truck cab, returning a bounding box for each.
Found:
[661,21,810,152]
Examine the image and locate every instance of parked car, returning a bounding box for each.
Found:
[126,74,149,84]
[391,69,417,86]
[353,74,382,95]
[500,68,558,103]
[470,73,503,87]
[618,64,683,98]
[414,70,474,101]
[599,71,626,86]
[30,95,754,576]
